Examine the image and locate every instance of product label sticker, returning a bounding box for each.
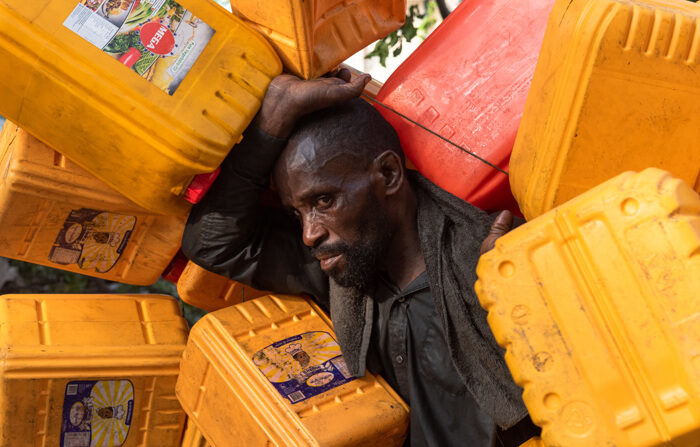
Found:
[49,208,136,273]
[63,0,216,95]
[252,331,355,404]
[60,380,135,447]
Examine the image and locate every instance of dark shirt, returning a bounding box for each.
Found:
[182,125,539,447]
[368,271,495,446]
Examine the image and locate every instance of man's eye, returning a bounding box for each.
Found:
[316,195,334,208]
[292,210,301,221]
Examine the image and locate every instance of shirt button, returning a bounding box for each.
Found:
[395,355,405,364]
[397,296,406,303]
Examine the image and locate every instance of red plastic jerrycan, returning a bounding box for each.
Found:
[375,0,555,214]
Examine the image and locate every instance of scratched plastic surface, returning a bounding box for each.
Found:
[0,123,184,285]
[375,0,555,214]
[0,294,189,446]
[176,294,409,447]
[510,0,700,220]
[177,260,268,312]
[228,0,405,79]
[476,168,700,446]
[0,0,281,215]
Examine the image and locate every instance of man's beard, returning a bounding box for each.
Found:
[311,211,391,292]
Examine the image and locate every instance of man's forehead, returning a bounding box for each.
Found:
[283,135,361,173]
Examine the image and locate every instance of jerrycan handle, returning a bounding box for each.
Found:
[184,168,221,204]
[161,250,189,283]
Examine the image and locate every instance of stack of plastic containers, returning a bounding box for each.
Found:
[476,168,700,446]
[0,122,184,285]
[177,294,409,446]
[0,294,189,446]
[374,0,555,214]
[510,0,700,220]
[228,0,406,79]
[0,0,282,215]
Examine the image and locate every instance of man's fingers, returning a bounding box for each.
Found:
[328,74,371,101]
[335,67,352,83]
[488,210,513,237]
[480,211,513,255]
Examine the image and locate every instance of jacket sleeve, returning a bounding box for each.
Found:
[181,125,330,306]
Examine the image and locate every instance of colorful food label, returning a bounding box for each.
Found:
[49,208,136,273]
[60,380,135,447]
[64,0,215,95]
[252,331,355,404]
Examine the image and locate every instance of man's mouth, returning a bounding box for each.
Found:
[316,253,343,271]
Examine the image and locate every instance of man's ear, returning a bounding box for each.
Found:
[372,150,404,196]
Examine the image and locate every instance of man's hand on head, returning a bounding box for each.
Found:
[479,210,513,255]
[254,69,371,139]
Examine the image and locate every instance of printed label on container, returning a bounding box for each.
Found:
[64,0,215,95]
[61,380,135,447]
[49,208,136,273]
[252,331,355,404]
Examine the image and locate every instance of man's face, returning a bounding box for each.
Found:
[275,142,391,291]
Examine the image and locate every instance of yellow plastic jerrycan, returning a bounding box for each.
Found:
[176,294,410,447]
[228,0,406,79]
[0,123,184,285]
[176,260,269,311]
[181,419,211,447]
[520,438,544,447]
[0,0,281,216]
[510,0,700,220]
[0,294,190,447]
[476,168,700,446]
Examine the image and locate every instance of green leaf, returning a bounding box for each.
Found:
[388,31,400,46]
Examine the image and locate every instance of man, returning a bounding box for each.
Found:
[182,70,539,446]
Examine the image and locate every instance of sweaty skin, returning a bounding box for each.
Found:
[274,130,426,290]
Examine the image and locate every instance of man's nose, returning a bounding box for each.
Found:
[301,214,328,248]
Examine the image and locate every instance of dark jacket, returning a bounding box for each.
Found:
[182,126,532,435]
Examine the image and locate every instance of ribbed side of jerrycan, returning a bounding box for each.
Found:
[229,0,406,79]
[375,0,555,215]
[0,122,184,285]
[0,294,189,446]
[510,0,700,220]
[476,168,700,446]
[176,294,410,447]
[0,0,281,215]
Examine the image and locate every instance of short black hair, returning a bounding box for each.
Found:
[287,98,404,166]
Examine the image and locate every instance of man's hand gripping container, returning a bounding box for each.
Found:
[228,0,406,79]
[510,0,700,220]
[475,168,700,446]
[0,123,184,285]
[0,0,281,215]
[176,294,410,446]
[374,0,555,215]
[0,294,190,446]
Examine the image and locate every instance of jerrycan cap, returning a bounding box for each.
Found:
[184,168,221,204]
[161,251,188,283]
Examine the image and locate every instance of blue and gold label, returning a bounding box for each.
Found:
[60,380,135,447]
[253,331,355,404]
[49,208,136,273]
